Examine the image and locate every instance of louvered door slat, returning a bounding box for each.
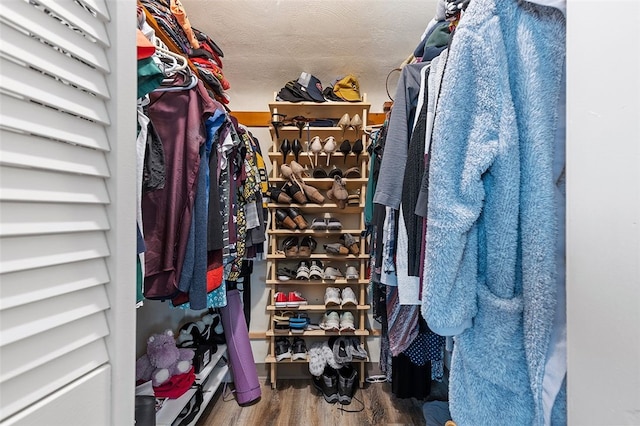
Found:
[1,366,110,426]
[1,312,109,383]
[36,0,110,47]
[0,1,110,73]
[0,94,110,151]
[0,166,110,204]
[0,340,109,421]
[0,284,109,347]
[0,22,109,98]
[78,0,110,22]
[0,258,109,310]
[0,202,109,237]
[0,130,110,177]
[1,59,110,125]
[0,232,110,275]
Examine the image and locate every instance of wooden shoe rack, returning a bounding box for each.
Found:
[265,97,371,389]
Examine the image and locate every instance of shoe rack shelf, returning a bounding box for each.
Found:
[265,98,372,389]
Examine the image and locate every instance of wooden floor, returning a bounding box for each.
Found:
[196,379,426,426]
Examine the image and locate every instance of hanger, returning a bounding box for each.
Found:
[152,37,188,75]
[154,70,198,92]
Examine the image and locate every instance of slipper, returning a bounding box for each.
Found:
[333,336,353,363]
[308,342,326,376]
[310,218,327,230]
[322,340,343,369]
[347,337,368,360]
[326,217,343,230]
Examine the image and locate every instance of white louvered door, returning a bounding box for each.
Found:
[0,1,136,425]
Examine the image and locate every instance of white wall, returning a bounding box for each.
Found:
[183,0,436,112]
[566,1,640,424]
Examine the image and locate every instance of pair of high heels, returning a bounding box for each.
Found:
[281,162,325,204]
[280,138,303,163]
[337,113,363,138]
[338,139,364,163]
[309,136,336,167]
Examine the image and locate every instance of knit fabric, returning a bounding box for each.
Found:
[422,0,566,424]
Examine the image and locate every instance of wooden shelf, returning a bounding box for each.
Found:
[267,203,362,212]
[267,304,371,311]
[268,229,362,235]
[266,279,368,285]
[266,99,371,390]
[265,355,369,364]
[266,329,370,337]
[266,253,369,260]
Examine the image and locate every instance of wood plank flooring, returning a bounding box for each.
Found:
[197,379,426,426]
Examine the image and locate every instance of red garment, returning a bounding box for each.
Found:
[153,367,195,399]
[143,80,217,299]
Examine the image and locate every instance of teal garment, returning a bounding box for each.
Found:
[136,255,143,304]
[137,57,164,99]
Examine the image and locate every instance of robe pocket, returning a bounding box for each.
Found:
[454,283,530,394]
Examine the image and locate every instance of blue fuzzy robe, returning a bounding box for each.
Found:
[422,0,566,424]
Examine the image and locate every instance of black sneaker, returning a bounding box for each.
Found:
[275,337,291,361]
[320,366,339,404]
[337,364,357,405]
[291,337,307,360]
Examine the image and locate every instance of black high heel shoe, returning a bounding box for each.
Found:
[351,138,363,163]
[271,113,286,140]
[291,138,302,163]
[292,116,308,138]
[339,139,351,164]
[280,138,291,163]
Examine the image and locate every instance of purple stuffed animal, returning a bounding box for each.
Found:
[136,329,194,387]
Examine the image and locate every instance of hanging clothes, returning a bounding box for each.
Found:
[142,79,216,299]
[421,0,566,424]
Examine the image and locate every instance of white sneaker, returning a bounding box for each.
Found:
[339,311,356,331]
[345,266,359,280]
[323,266,343,280]
[324,287,341,306]
[341,287,358,307]
[320,311,340,331]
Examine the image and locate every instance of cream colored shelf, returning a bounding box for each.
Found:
[266,279,369,285]
[266,329,370,337]
[266,253,369,260]
[266,99,371,390]
[268,229,362,235]
[266,304,371,311]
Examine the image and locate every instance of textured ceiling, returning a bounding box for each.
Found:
[182,0,437,112]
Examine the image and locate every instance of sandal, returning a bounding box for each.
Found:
[296,261,310,280]
[290,160,309,179]
[323,136,336,166]
[287,207,308,229]
[275,208,296,229]
[343,167,361,179]
[298,236,317,257]
[340,233,359,255]
[310,218,328,230]
[326,217,343,230]
[309,136,323,168]
[266,186,292,204]
[309,260,324,280]
[282,236,299,257]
